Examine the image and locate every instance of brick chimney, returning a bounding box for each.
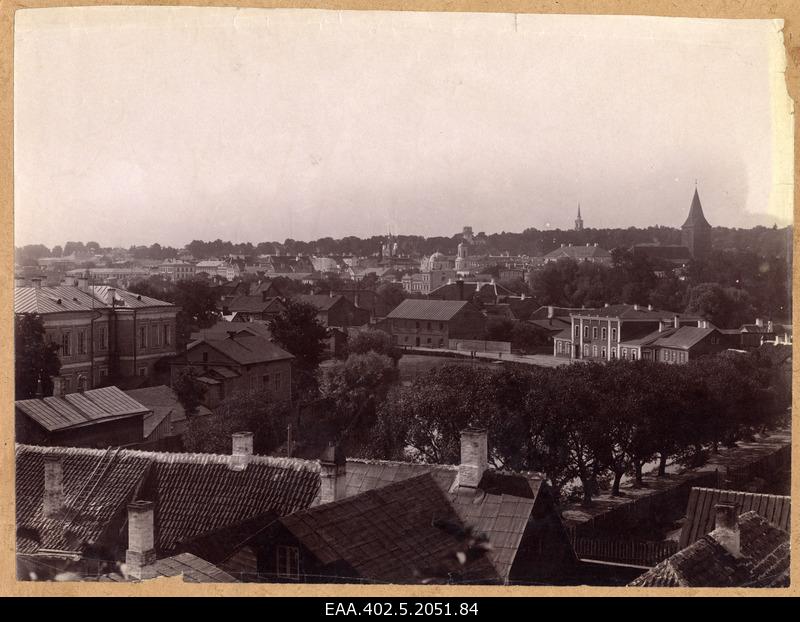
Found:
[107,287,117,306]
[31,277,42,289]
[43,455,64,519]
[51,376,65,398]
[125,501,157,579]
[459,428,488,489]
[319,442,346,504]
[713,503,742,558]
[230,432,254,471]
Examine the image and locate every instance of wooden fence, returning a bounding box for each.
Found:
[570,536,679,568]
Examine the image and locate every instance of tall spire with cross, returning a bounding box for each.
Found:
[575,203,584,232]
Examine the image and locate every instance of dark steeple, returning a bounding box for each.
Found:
[575,203,584,232]
[681,187,712,259]
[682,188,711,229]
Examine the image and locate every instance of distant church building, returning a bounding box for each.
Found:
[681,187,712,259]
[631,186,713,265]
[575,204,584,232]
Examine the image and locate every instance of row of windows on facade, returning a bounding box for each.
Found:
[556,341,637,359]
[53,324,172,357]
[199,352,284,392]
[574,324,618,341]
[395,334,446,347]
[394,320,447,331]
[52,364,149,393]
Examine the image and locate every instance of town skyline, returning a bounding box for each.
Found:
[14,8,792,248]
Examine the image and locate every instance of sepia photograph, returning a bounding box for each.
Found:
[7,4,795,594]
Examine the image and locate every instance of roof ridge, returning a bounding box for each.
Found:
[16,443,320,472]
[345,457,459,470]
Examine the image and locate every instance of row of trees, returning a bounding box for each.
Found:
[529,248,789,326]
[366,352,789,505]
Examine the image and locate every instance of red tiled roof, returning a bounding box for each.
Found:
[630,512,790,588]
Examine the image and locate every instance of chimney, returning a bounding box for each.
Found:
[125,501,157,579]
[31,277,42,289]
[14,275,26,288]
[319,442,346,504]
[459,428,488,489]
[547,305,554,319]
[767,320,774,333]
[674,315,680,329]
[520,293,525,301]
[43,455,64,519]
[604,303,610,308]
[230,431,254,471]
[633,304,639,311]
[755,317,764,327]
[35,377,44,399]
[107,287,117,306]
[713,503,742,558]
[51,376,65,398]
[647,304,653,311]
[77,276,89,292]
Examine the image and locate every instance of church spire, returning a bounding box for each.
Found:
[682,187,711,229]
[575,202,584,232]
[681,186,712,259]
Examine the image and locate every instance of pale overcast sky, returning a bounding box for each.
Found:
[14,7,793,248]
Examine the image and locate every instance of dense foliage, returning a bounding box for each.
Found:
[15,313,62,399]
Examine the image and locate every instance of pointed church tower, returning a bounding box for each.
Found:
[681,187,712,259]
[575,203,584,232]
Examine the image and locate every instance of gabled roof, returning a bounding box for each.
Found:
[281,473,500,584]
[619,326,679,348]
[653,326,717,350]
[187,333,294,365]
[682,188,712,229]
[296,294,347,312]
[630,512,789,588]
[427,281,515,300]
[227,295,284,314]
[124,385,212,429]
[553,327,573,340]
[573,304,692,322]
[679,487,791,549]
[543,245,612,260]
[190,321,273,341]
[16,387,150,432]
[387,299,470,321]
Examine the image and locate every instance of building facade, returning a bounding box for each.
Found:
[386,299,486,347]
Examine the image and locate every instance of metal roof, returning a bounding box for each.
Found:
[386,299,469,321]
[15,386,150,432]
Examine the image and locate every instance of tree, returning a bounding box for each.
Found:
[345,329,401,364]
[15,313,61,399]
[172,279,221,346]
[173,368,207,416]
[183,391,291,454]
[268,298,328,377]
[685,282,757,328]
[319,352,399,449]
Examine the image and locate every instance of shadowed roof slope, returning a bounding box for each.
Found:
[387,299,469,321]
[281,473,499,584]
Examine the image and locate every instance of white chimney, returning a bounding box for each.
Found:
[459,428,488,489]
[674,315,680,329]
[755,317,764,327]
[647,304,653,311]
[51,376,65,398]
[43,455,64,519]
[713,503,742,558]
[230,431,254,471]
[126,501,157,579]
[319,442,347,504]
[767,320,774,333]
[547,305,554,319]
